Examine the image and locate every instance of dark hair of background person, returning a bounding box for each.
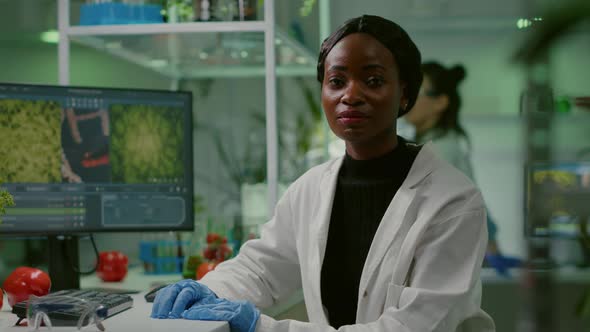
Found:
[422,61,469,138]
[316,15,423,118]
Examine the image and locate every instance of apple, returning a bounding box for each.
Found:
[2,267,51,307]
[196,262,218,280]
[97,251,128,282]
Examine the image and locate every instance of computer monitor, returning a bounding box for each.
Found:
[525,161,590,265]
[0,82,193,289]
[526,162,590,235]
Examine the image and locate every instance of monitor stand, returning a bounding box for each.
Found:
[48,235,80,291]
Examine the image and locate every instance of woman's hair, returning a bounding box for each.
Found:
[422,61,468,138]
[316,15,422,118]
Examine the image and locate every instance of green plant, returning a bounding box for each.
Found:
[0,180,15,223]
[156,0,194,22]
[193,121,264,207]
[290,78,323,164]
[576,288,590,318]
[193,77,322,204]
[273,77,324,182]
[299,0,316,17]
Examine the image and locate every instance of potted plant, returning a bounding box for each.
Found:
[193,78,324,246]
[238,78,323,239]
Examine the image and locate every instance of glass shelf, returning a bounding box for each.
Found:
[391,16,531,33]
[69,26,316,79]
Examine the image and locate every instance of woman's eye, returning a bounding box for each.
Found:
[328,77,345,88]
[367,77,384,87]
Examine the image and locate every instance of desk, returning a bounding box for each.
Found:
[0,293,229,332]
[0,264,222,331]
[480,267,590,332]
[80,267,183,292]
[80,268,303,318]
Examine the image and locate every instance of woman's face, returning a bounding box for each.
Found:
[405,76,444,132]
[321,33,406,153]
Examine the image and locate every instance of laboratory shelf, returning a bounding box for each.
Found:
[67,21,268,36]
[69,27,316,79]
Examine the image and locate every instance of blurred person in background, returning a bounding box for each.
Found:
[404,61,521,274]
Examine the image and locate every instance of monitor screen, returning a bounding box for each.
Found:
[0,83,193,235]
[526,161,590,238]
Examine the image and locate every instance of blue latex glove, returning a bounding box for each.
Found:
[182,298,260,332]
[151,279,218,319]
[485,254,522,277]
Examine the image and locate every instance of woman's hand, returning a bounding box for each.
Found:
[150,279,218,319]
[150,279,260,332]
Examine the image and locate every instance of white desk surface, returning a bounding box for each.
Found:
[79,267,183,292]
[79,268,303,318]
[0,292,229,332]
[0,269,229,332]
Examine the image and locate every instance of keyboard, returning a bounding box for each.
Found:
[12,289,133,326]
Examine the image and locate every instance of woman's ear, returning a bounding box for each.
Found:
[401,96,409,112]
[433,94,449,114]
[400,83,409,112]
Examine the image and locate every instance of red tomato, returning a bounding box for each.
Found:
[206,233,221,244]
[216,244,233,262]
[2,267,51,307]
[0,287,4,309]
[196,262,218,280]
[203,247,217,260]
[97,251,128,282]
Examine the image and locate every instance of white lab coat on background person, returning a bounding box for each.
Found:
[199,143,496,332]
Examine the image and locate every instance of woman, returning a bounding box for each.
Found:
[151,16,495,332]
[404,63,473,175]
[404,62,500,253]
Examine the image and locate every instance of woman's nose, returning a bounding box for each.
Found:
[340,81,365,105]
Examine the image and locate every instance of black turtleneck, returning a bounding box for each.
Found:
[320,137,420,328]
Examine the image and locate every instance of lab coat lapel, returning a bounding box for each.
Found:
[357,144,436,301]
[307,157,342,323]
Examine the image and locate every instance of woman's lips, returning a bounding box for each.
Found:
[338,117,367,125]
[337,110,368,125]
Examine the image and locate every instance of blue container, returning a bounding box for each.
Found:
[80,3,164,25]
[140,240,187,275]
[131,4,163,23]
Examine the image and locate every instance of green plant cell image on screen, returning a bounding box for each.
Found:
[110,104,185,183]
[0,99,62,183]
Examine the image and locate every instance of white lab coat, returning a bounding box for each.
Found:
[200,143,496,332]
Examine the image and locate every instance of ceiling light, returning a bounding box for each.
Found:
[40,30,59,44]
